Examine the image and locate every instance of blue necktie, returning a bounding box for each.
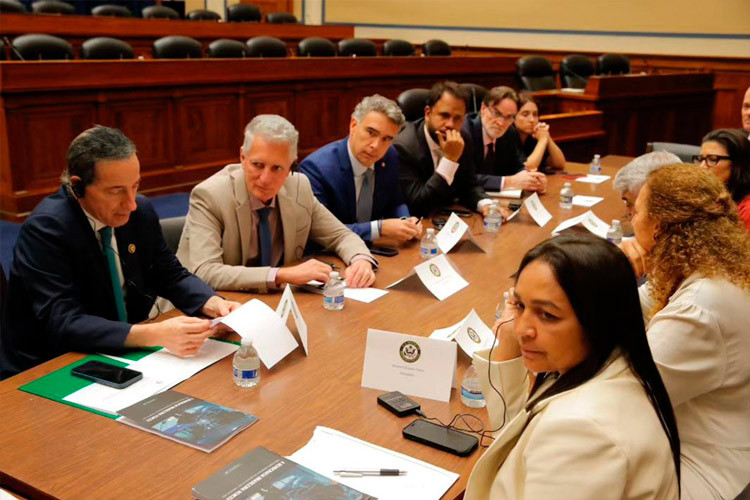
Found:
[357,169,374,223]
[257,207,272,267]
[100,227,127,322]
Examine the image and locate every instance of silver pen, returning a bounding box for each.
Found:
[333,469,407,477]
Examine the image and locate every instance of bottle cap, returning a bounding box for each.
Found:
[329,271,340,279]
[240,337,253,347]
[612,219,620,225]
[564,182,571,187]
[427,228,435,234]
[594,154,601,159]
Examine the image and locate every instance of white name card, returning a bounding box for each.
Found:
[435,212,486,254]
[524,192,552,227]
[276,285,309,355]
[430,309,496,357]
[552,210,610,239]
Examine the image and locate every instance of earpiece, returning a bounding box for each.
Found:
[71,180,85,198]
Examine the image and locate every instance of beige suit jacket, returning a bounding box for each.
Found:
[177,163,372,293]
[465,353,678,500]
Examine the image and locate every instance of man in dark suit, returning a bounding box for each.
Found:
[463,86,546,192]
[300,95,422,243]
[394,81,492,217]
[0,126,237,379]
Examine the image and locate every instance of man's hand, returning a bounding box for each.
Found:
[437,129,464,162]
[505,170,546,191]
[200,295,241,318]
[479,204,491,217]
[533,122,550,141]
[618,239,649,279]
[127,316,215,357]
[276,259,333,287]
[344,260,375,288]
[381,217,422,241]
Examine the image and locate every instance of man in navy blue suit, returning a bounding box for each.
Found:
[0,126,238,379]
[300,95,422,243]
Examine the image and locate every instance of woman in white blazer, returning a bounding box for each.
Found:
[464,234,680,499]
[621,164,750,499]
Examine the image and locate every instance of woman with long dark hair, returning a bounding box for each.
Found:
[512,94,566,172]
[464,234,680,499]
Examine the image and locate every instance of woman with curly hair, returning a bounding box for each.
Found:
[620,163,750,500]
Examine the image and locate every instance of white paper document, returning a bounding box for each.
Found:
[289,427,459,500]
[431,309,496,357]
[575,174,611,184]
[412,254,469,301]
[361,329,457,402]
[434,212,486,254]
[297,281,388,303]
[486,188,523,198]
[276,286,309,355]
[552,210,610,238]
[572,195,603,207]
[524,192,553,227]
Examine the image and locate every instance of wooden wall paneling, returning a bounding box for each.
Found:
[177,92,241,166]
[0,97,11,198]
[293,87,348,156]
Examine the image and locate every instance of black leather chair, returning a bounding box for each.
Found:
[297,37,336,57]
[383,39,414,56]
[338,38,377,57]
[597,53,630,75]
[246,36,287,58]
[81,37,133,60]
[159,216,186,254]
[186,9,221,21]
[227,3,260,22]
[32,1,74,15]
[461,83,488,114]
[560,54,594,89]
[397,88,430,122]
[266,12,297,23]
[142,5,179,20]
[91,4,131,17]
[0,0,26,13]
[12,34,74,60]
[153,36,202,59]
[422,39,451,56]
[207,39,248,58]
[517,55,557,91]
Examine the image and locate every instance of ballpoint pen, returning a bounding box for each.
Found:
[333,469,407,477]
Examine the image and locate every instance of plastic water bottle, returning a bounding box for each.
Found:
[559,182,574,209]
[420,228,439,259]
[233,338,260,388]
[323,271,345,310]
[589,154,602,174]
[495,291,510,322]
[483,201,502,234]
[461,365,486,408]
[607,219,623,245]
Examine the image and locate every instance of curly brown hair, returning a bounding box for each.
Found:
[644,164,750,315]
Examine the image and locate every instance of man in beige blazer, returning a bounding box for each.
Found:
[177,115,376,293]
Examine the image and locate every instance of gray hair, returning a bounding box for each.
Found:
[61,125,137,188]
[613,151,681,194]
[351,94,405,129]
[242,115,299,162]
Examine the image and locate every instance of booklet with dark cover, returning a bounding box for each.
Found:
[118,390,258,453]
[192,446,376,500]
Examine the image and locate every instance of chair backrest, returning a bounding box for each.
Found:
[227,3,260,22]
[560,54,594,89]
[397,88,430,122]
[0,0,27,13]
[81,37,134,60]
[338,38,377,57]
[423,39,451,56]
[12,34,74,60]
[460,83,488,114]
[597,53,630,75]
[297,37,336,57]
[246,36,287,58]
[647,142,701,163]
[159,216,186,254]
[186,9,220,21]
[516,55,557,91]
[142,5,179,20]
[0,39,4,60]
[153,36,202,59]
[266,12,297,23]
[383,39,414,56]
[32,1,74,15]
[91,4,131,17]
[207,39,248,58]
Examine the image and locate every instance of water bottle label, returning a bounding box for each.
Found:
[420,247,438,256]
[324,295,344,305]
[561,195,572,203]
[234,368,258,380]
[461,386,485,400]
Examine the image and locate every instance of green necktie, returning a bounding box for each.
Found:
[100,226,127,322]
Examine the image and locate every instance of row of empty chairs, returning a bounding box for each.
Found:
[0,0,297,22]
[518,54,631,91]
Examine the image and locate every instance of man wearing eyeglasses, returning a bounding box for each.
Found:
[462,86,546,192]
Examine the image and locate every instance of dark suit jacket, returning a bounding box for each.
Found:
[0,187,215,378]
[299,137,409,241]
[394,117,485,217]
[463,114,526,191]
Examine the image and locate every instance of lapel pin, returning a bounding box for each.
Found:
[128,244,136,254]
[380,162,386,168]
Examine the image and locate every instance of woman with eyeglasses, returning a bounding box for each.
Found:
[620,164,750,499]
[464,234,680,499]
[512,94,566,172]
[694,128,750,230]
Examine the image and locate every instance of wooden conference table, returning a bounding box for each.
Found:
[0,157,630,499]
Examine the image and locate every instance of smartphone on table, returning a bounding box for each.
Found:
[71,360,143,389]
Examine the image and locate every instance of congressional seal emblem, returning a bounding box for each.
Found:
[467,327,481,344]
[399,341,421,363]
[451,221,460,233]
[429,264,441,277]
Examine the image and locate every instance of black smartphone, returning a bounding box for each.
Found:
[402,419,478,456]
[369,245,398,257]
[432,217,447,230]
[71,360,143,389]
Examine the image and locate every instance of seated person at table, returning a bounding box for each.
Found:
[0,126,237,379]
[741,86,749,139]
[620,164,750,499]
[394,81,491,217]
[512,93,566,172]
[464,234,679,499]
[176,115,376,294]
[694,128,750,230]
[462,86,546,192]
[300,95,422,243]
